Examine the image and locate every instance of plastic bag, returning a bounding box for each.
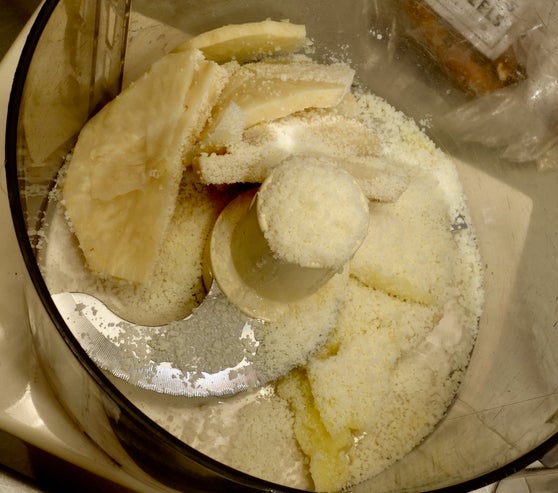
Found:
[401,0,558,169]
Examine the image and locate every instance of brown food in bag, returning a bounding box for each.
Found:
[401,0,525,95]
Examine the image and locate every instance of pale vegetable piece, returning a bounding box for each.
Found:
[204,60,355,136]
[173,19,309,64]
[276,369,352,493]
[63,49,229,283]
[305,279,443,487]
[195,111,409,202]
[199,101,246,152]
[96,173,231,326]
[350,175,456,306]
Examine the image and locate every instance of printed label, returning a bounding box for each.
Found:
[424,0,529,59]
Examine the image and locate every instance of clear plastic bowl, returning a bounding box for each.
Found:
[5,0,558,492]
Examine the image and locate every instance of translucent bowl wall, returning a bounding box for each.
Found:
[5,0,558,492]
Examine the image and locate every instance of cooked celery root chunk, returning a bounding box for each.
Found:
[174,19,309,63]
[63,49,228,282]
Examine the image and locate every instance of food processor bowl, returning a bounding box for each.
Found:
[5,0,558,492]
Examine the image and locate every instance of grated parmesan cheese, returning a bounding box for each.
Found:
[40,24,484,493]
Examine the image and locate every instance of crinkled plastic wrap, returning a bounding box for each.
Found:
[398,0,558,169]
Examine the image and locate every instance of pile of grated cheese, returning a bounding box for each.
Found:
[100,91,483,492]
[41,19,484,492]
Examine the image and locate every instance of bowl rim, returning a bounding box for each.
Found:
[5,1,558,492]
